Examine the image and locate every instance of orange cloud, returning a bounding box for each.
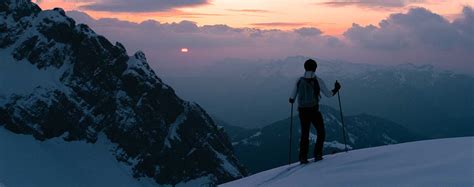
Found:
[35,0,474,36]
[70,0,212,12]
[318,0,424,8]
[250,22,310,28]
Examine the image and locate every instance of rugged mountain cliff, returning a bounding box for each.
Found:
[0,0,246,185]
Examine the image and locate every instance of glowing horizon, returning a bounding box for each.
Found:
[36,0,473,36]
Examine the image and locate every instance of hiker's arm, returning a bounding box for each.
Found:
[289,79,298,103]
[318,77,335,97]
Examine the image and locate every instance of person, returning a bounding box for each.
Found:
[289,58,341,164]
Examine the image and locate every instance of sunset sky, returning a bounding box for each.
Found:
[33,0,474,73]
[36,0,473,35]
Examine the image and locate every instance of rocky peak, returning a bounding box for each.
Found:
[0,0,247,185]
[1,0,41,20]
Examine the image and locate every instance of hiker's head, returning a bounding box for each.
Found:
[304,59,317,72]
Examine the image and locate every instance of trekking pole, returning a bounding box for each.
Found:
[336,81,349,152]
[288,103,294,165]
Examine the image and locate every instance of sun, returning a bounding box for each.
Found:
[181,48,189,53]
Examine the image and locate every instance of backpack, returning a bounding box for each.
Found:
[297,77,320,108]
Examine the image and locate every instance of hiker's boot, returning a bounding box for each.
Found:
[299,159,309,164]
[314,155,323,162]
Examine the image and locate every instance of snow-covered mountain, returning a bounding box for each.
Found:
[221,137,474,187]
[0,0,246,185]
[220,105,421,174]
[164,56,474,138]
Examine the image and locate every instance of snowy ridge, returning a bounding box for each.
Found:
[232,131,262,146]
[221,137,474,187]
[163,109,187,148]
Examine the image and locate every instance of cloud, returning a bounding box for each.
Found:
[65,7,474,74]
[250,22,310,27]
[78,0,210,12]
[67,10,336,65]
[294,27,323,36]
[200,24,244,33]
[319,0,424,9]
[344,7,474,50]
[452,6,474,44]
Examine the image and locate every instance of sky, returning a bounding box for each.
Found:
[36,0,473,35]
[35,0,474,73]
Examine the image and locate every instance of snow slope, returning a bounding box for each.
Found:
[0,127,156,187]
[220,137,474,187]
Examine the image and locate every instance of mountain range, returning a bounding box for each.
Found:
[218,105,422,174]
[163,56,474,138]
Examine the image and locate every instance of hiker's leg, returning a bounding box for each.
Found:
[298,108,311,161]
[312,110,326,157]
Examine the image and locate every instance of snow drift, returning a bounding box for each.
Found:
[220,137,474,187]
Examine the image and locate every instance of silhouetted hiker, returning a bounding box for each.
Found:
[289,59,341,164]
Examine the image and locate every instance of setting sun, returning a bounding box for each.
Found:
[181,48,189,53]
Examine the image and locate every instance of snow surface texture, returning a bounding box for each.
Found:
[0,127,155,187]
[0,127,223,187]
[221,137,474,187]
